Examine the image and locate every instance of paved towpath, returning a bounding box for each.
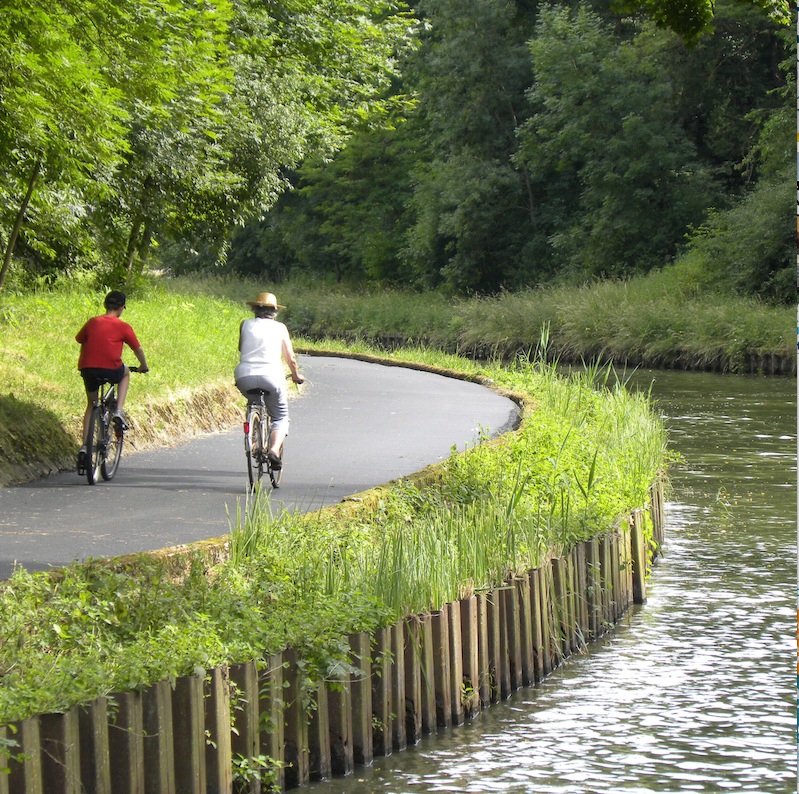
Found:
[0,356,518,579]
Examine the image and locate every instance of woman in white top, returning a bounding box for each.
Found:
[234,292,304,467]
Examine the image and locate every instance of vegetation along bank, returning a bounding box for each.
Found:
[0,325,669,788]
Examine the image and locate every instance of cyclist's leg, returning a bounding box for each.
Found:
[115,364,131,411]
[81,390,97,446]
[80,369,102,446]
[264,387,289,461]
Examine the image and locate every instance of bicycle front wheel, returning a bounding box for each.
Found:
[101,416,124,480]
[86,407,105,485]
[247,410,265,487]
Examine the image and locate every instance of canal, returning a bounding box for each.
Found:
[310,369,796,792]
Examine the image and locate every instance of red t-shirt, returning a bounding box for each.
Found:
[76,315,140,370]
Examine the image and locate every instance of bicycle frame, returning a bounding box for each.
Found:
[243,391,281,488]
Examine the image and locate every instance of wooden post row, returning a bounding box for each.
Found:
[0,522,652,794]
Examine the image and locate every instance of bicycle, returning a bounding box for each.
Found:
[243,389,283,489]
[78,367,143,485]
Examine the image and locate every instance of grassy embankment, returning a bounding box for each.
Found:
[211,271,792,373]
[0,280,669,729]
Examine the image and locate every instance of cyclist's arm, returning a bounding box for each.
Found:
[281,332,304,384]
[132,346,149,373]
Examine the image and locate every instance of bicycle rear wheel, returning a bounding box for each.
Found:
[86,407,105,485]
[101,416,124,480]
[246,410,265,487]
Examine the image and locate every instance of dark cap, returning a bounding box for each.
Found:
[104,291,126,309]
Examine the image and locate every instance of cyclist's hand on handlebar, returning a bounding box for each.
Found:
[292,374,305,385]
[130,365,149,374]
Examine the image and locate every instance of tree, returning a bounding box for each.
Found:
[400,0,540,292]
[615,0,789,42]
[515,5,716,279]
[110,0,414,284]
[0,0,132,291]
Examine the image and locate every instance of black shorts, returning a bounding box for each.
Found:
[80,365,126,392]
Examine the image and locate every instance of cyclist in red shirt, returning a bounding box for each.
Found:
[76,291,149,469]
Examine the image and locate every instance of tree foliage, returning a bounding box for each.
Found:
[0,0,413,291]
[0,0,791,304]
[236,0,790,302]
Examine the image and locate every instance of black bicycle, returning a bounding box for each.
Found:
[243,389,282,489]
[80,367,142,484]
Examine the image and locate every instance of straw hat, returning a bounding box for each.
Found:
[246,292,285,309]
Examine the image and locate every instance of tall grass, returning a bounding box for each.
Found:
[163,271,794,369]
[223,350,668,621]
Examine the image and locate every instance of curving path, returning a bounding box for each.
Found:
[0,356,518,579]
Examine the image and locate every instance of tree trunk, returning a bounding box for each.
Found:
[126,217,154,286]
[0,159,42,293]
[123,215,144,284]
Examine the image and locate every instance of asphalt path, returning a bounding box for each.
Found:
[0,356,518,579]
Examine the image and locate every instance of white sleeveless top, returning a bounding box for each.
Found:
[235,318,288,380]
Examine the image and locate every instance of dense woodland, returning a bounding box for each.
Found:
[1,0,793,303]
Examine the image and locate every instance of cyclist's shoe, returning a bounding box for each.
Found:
[77,448,87,475]
[112,409,128,431]
[267,451,282,471]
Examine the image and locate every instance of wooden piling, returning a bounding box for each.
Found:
[390,621,407,751]
[418,615,437,734]
[551,557,569,660]
[476,594,491,707]
[142,681,175,794]
[78,698,111,794]
[403,616,423,744]
[447,603,464,725]
[348,632,373,766]
[107,691,144,794]
[308,682,331,781]
[40,708,80,794]
[327,669,354,778]
[204,667,233,793]
[5,718,43,794]
[0,725,7,794]
[430,606,452,728]
[229,662,260,794]
[537,563,555,674]
[516,576,535,687]
[528,569,545,683]
[371,626,393,756]
[574,542,590,644]
[586,538,602,641]
[610,531,622,623]
[459,597,481,717]
[486,590,502,702]
[599,536,613,629]
[283,649,310,788]
[260,653,286,791]
[503,584,523,693]
[620,521,633,611]
[172,673,206,794]
[630,510,648,604]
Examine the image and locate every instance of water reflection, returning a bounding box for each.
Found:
[311,371,796,793]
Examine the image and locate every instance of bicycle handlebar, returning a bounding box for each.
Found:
[129,366,148,373]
